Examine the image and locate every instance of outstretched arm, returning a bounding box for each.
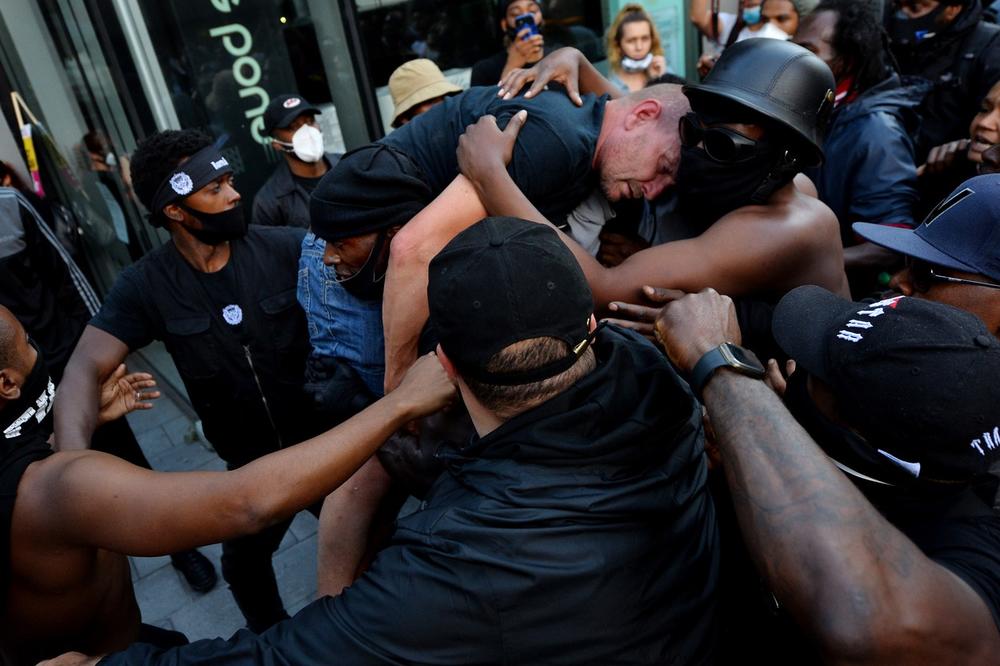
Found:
[24,354,455,557]
[654,291,1000,664]
[457,115,838,307]
[54,326,130,451]
[382,178,487,391]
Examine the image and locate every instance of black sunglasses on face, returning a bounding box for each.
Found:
[907,258,1000,292]
[679,112,760,163]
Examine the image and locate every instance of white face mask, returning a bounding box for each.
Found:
[620,53,654,73]
[277,124,325,163]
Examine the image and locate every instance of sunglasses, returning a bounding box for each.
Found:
[906,258,1000,292]
[679,113,760,163]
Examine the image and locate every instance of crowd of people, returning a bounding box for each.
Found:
[1,0,1000,664]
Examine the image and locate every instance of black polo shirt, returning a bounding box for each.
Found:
[90,226,316,467]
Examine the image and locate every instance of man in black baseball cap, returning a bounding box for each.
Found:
[252,93,339,228]
[652,285,1000,663]
[90,216,720,665]
[854,173,1000,336]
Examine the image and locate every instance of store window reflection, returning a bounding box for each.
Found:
[131,0,351,209]
[353,0,608,133]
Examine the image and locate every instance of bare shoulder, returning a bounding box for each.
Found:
[710,182,839,245]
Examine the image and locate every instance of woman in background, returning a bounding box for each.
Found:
[606,4,667,92]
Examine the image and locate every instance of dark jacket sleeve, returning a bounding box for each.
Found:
[251,183,282,227]
[843,111,919,228]
[98,539,501,665]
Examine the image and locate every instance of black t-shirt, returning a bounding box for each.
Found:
[89,226,315,466]
[292,173,323,196]
[381,86,606,222]
[873,484,1000,634]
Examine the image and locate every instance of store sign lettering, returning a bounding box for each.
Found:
[210,0,239,13]
[208,20,270,144]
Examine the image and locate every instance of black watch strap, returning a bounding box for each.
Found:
[689,343,765,398]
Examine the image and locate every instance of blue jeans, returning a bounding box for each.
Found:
[297,233,385,396]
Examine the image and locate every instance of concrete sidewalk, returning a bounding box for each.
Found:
[123,391,319,642]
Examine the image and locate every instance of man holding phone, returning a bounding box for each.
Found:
[470,0,548,86]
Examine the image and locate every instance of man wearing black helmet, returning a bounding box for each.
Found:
[54,130,325,634]
[459,40,848,315]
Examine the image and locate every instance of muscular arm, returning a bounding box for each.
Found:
[53,326,130,451]
[382,177,487,391]
[464,155,846,306]
[24,354,453,557]
[704,372,999,664]
[655,293,1000,664]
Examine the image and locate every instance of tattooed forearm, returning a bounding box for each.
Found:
[702,372,925,646]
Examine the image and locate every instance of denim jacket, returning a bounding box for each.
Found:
[297,232,385,396]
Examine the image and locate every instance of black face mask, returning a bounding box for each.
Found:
[675,144,782,226]
[887,3,949,48]
[179,203,248,245]
[338,231,390,302]
[782,370,914,487]
[2,341,55,445]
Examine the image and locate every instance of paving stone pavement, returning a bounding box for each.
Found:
[124,391,320,642]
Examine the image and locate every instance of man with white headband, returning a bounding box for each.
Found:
[55,129,328,634]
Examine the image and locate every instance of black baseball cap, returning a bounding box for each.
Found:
[428,217,594,385]
[773,285,1000,483]
[262,94,321,136]
[853,174,1000,283]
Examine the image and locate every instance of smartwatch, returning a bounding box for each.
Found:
[689,342,766,398]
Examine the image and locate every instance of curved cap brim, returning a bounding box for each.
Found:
[772,285,858,383]
[852,222,980,274]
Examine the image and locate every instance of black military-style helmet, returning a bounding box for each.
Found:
[684,39,835,167]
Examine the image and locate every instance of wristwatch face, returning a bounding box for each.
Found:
[719,343,766,376]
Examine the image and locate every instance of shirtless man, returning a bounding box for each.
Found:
[386,40,847,386]
[0,306,453,665]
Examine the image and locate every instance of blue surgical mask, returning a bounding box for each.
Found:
[742,5,762,25]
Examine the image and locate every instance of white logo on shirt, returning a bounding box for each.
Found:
[170,172,194,196]
[3,379,55,439]
[970,426,1000,456]
[222,304,243,326]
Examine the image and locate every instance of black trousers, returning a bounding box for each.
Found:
[220,492,322,633]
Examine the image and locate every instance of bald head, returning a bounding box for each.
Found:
[0,307,35,406]
[595,84,689,202]
[0,307,22,372]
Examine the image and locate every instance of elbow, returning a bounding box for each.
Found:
[227,487,280,537]
[809,594,935,664]
[388,223,433,272]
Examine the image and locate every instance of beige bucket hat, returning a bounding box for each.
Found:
[389,59,463,128]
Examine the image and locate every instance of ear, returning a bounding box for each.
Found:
[942,4,963,23]
[162,203,185,223]
[0,369,21,402]
[588,314,598,333]
[624,99,663,131]
[435,344,460,382]
[888,267,915,296]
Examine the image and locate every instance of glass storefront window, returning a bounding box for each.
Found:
[352,0,610,133]
[119,0,367,209]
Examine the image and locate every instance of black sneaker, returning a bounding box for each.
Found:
[170,549,218,594]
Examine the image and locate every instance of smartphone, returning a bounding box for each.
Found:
[513,13,539,40]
